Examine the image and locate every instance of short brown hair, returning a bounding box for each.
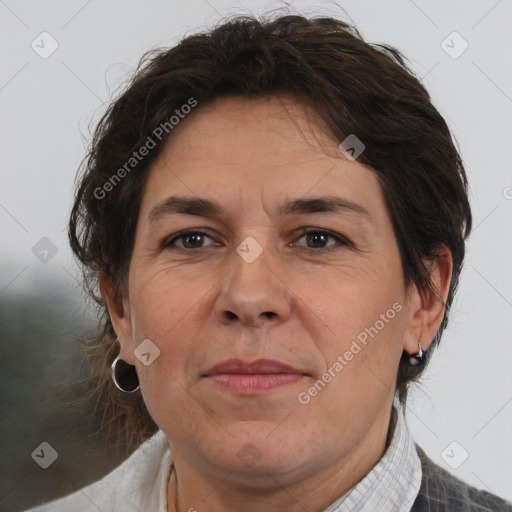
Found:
[69,10,472,452]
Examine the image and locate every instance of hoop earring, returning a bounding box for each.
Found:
[111,355,140,393]
[408,342,424,366]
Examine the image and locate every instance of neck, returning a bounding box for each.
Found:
[166,406,394,512]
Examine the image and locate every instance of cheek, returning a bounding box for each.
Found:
[128,274,205,432]
[304,266,407,401]
[129,267,208,345]
[126,269,212,411]
[311,267,405,347]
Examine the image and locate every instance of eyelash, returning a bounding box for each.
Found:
[162,228,352,253]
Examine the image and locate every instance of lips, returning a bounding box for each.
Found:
[203,358,307,394]
[204,358,305,376]
[208,373,304,393]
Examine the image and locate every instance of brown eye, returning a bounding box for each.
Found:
[293,229,351,252]
[163,230,216,250]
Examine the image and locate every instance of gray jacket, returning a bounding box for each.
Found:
[411,445,512,511]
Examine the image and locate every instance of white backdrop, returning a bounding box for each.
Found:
[1,0,511,502]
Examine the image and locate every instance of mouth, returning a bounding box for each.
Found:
[203,358,307,394]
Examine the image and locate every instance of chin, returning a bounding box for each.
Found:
[204,435,310,480]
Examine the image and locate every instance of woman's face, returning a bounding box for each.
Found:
[108,95,443,486]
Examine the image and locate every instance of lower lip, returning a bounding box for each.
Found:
[206,374,304,394]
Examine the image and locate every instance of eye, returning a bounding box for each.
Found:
[163,230,217,250]
[292,228,351,252]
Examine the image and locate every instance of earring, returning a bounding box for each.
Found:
[111,355,140,392]
[409,343,424,366]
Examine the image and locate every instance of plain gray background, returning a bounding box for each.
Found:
[1,0,511,503]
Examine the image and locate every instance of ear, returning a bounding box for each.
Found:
[99,271,136,365]
[402,246,453,355]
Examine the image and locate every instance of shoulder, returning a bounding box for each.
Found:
[411,444,512,512]
[23,430,171,512]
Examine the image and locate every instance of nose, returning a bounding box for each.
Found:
[215,243,292,328]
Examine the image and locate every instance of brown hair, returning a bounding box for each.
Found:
[69,9,472,453]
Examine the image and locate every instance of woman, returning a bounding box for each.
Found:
[25,10,512,512]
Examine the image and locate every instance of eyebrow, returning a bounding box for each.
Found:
[147,195,372,223]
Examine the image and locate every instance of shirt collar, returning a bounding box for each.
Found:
[321,397,422,512]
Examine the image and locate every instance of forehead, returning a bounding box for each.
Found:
[139,95,384,222]
[160,94,340,162]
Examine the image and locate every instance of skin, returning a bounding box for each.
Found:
[101,95,452,512]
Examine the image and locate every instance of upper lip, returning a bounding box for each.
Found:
[204,358,305,376]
